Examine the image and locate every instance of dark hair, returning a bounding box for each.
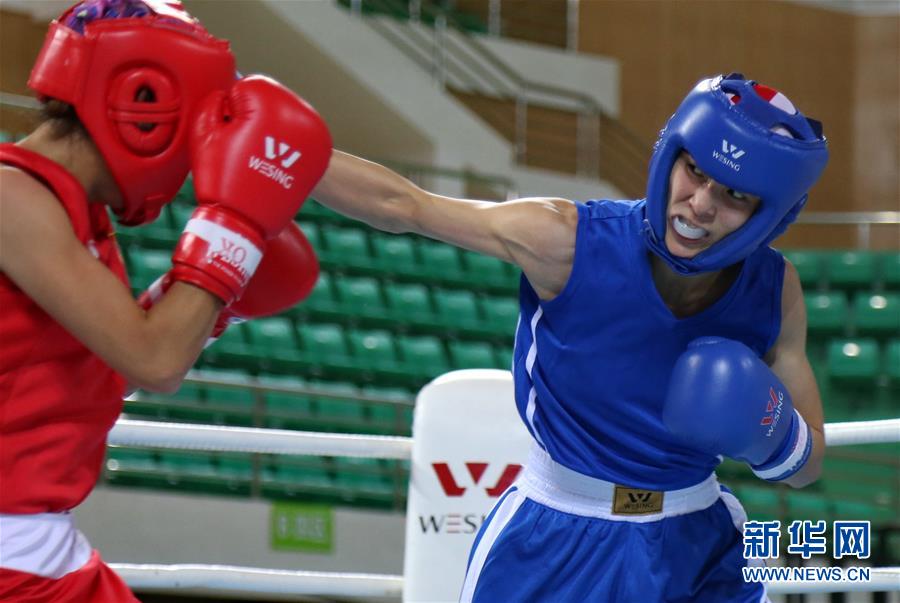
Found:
[37,98,89,140]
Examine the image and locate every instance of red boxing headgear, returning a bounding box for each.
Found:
[28,0,236,225]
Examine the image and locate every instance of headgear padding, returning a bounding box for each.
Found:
[28,0,236,225]
[643,74,829,274]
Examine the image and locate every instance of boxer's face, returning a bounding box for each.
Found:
[665,153,760,259]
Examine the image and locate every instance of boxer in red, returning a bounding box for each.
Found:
[0,2,332,600]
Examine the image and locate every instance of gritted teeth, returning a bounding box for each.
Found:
[672,215,709,240]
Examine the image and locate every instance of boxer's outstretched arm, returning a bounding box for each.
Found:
[765,260,826,488]
[312,150,578,300]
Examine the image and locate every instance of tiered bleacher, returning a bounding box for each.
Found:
[109,179,899,519]
[0,148,885,550]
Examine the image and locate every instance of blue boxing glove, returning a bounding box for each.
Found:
[662,337,813,482]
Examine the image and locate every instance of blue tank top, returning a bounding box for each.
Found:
[512,199,785,490]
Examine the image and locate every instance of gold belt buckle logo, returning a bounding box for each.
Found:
[612,486,664,515]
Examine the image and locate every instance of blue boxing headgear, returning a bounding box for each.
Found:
[643,74,829,274]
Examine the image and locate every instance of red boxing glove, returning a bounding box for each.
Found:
[171,75,332,303]
[229,222,319,319]
[139,223,320,346]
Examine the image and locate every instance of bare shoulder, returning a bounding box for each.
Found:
[0,165,76,272]
[0,164,56,203]
[489,197,578,299]
[780,256,805,316]
[770,255,807,359]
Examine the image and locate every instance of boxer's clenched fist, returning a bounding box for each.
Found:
[139,222,319,346]
[170,75,332,304]
[662,337,812,482]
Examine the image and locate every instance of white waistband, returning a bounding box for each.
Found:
[0,512,92,578]
[517,446,723,523]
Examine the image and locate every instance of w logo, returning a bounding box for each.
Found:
[722,139,746,159]
[628,492,653,504]
[760,387,783,427]
[264,136,301,168]
[431,462,522,497]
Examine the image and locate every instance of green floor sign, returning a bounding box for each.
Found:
[271,502,333,553]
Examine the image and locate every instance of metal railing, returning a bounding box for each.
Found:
[3,90,896,244]
[795,211,900,250]
[343,0,646,185]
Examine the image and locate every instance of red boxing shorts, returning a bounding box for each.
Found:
[0,549,137,603]
[0,512,137,602]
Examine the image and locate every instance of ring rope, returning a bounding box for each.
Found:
[824,419,900,446]
[108,419,413,458]
[766,566,900,594]
[106,417,898,599]
[108,418,899,457]
[108,564,899,597]
[110,564,403,600]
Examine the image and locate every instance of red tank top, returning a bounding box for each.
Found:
[0,144,129,513]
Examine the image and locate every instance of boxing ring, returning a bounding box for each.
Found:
[106,371,900,601]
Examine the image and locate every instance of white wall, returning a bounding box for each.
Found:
[75,486,405,575]
[475,33,619,115]
[187,0,624,201]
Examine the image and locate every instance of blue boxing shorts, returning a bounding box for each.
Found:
[459,447,770,603]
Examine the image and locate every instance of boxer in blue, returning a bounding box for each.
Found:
[310,73,829,601]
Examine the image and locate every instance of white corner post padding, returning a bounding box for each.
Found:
[403,370,532,603]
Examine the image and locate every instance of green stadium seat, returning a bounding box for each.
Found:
[248,317,296,350]
[782,250,824,290]
[158,451,218,479]
[309,380,366,428]
[334,276,386,319]
[461,250,509,288]
[304,272,336,312]
[397,335,449,380]
[805,292,848,338]
[853,292,900,338]
[217,455,254,493]
[371,234,417,274]
[131,208,180,248]
[169,203,194,229]
[480,296,520,337]
[448,340,495,369]
[884,340,900,386]
[384,282,434,323]
[266,457,334,497]
[418,241,464,281]
[333,457,392,496]
[296,323,349,363]
[827,339,880,387]
[322,226,371,268]
[433,289,481,330]
[106,447,158,473]
[260,375,314,430]
[247,317,302,372]
[127,248,171,290]
[826,251,877,292]
[297,221,322,251]
[347,328,399,372]
[170,380,204,404]
[218,455,254,477]
[360,385,414,434]
[174,176,194,204]
[880,252,900,290]
[785,491,831,522]
[200,369,258,426]
[734,485,782,521]
[203,321,255,370]
[494,345,514,370]
[299,200,346,223]
[105,447,166,488]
